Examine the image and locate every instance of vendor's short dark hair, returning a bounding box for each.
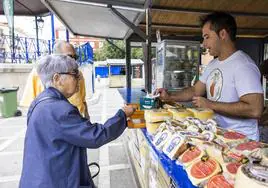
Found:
[200,12,237,41]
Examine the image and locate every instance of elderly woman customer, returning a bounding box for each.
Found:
[19,55,135,188]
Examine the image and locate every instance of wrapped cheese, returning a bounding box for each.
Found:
[153,130,172,151]
[235,164,268,188]
[217,131,248,147]
[205,174,234,188]
[162,133,187,160]
[179,146,205,168]
[187,157,222,186]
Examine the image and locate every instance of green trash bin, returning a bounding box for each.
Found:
[0,87,19,118]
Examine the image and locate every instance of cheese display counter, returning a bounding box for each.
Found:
[125,104,268,188]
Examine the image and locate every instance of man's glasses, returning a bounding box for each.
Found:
[67,54,79,61]
[58,69,80,79]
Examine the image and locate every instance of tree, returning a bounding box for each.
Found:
[94,40,144,61]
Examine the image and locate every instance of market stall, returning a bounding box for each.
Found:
[124,100,268,188]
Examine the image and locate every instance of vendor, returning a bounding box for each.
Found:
[156,12,263,140]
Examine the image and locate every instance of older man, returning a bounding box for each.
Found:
[20,41,89,118]
[19,55,135,188]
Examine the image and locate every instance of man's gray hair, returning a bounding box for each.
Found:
[53,41,71,54]
[37,54,78,88]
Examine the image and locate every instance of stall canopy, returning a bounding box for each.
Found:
[1,0,268,38]
[41,0,147,39]
[39,0,268,39]
[0,0,49,16]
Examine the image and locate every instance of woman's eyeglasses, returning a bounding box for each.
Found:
[67,54,79,61]
[58,69,80,79]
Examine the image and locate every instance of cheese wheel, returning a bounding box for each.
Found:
[163,133,187,160]
[187,158,221,186]
[167,108,193,121]
[187,108,214,121]
[144,109,172,123]
[235,165,268,188]
[146,122,162,135]
[206,175,234,188]
[179,146,205,167]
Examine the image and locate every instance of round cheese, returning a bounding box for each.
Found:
[187,108,214,121]
[144,109,172,123]
[146,122,162,135]
[168,108,193,121]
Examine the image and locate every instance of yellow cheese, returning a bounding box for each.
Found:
[146,122,163,135]
[167,108,193,121]
[187,108,214,121]
[144,109,172,123]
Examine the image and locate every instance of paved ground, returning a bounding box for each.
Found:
[0,82,138,188]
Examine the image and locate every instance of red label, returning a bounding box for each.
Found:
[226,162,241,174]
[207,175,233,188]
[190,159,217,179]
[224,132,246,140]
[181,147,201,163]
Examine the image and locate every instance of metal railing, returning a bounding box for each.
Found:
[0,34,51,63]
[0,34,93,64]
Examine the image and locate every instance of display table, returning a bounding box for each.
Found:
[140,128,197,188]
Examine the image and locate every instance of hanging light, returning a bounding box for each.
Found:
[36,16,44,30]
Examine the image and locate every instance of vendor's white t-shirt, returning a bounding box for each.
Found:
[200,50,263,140]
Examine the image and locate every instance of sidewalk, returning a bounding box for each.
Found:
[0,86,138,188]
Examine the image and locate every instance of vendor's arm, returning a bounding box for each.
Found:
[194,62,264,119]
[156,81,206,102]
[193,93,263,118]
[58,105,135,148]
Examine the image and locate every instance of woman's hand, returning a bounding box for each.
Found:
[122,105,136,117]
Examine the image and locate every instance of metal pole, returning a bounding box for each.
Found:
[125,38,132,103]
[48,40,51,54]
[35,16,40,57]
[126,37,131,89]
[25,37,29,63]
[11,1,15,63]
[51,13,55,51]
[66,29,69,42]
[145,4,152,93]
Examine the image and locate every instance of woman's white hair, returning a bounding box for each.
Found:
[37,54,78,88]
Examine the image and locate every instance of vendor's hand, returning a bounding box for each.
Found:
[122,105,136,117]
[192,96,210,108]
[154,88,170,101]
